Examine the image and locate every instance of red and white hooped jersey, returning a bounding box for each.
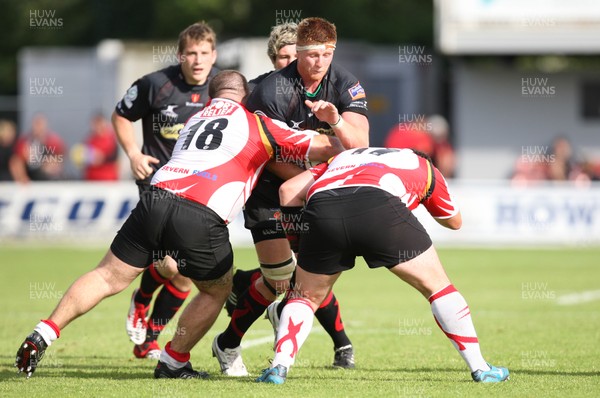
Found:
[152,98,317,223]
[307,147,459,219]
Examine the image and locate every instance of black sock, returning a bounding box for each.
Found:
[134,263,169,307]
[218,282,271,349]
[314,291,352,349]
[226,268,262,316]
[276,294,288,318]
[145,281,189,343]
[276,288,352,349]
[233,268,261,292]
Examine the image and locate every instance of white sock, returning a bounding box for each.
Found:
[272,298,315,369]
[160,342,189,370]
[34,321,59,346]
[429,284,489,372]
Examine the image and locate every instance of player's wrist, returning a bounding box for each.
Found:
[330,114,344,129]
[127,149,143,160]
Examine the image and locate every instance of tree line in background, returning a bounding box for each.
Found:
[0,0,433,95]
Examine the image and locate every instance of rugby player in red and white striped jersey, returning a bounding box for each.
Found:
[14,70,343,380]
[257,147,509,384]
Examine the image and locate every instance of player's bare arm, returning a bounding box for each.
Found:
[279,169,315,207]
[111,111,159,179]
[306,134,344,162]
[305,99,369,148]
[266,160,305,180]
[434,213,462,230]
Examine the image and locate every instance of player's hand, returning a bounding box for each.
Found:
[15,331,48,378]
[305,100,339,126]
[129,152,160,180]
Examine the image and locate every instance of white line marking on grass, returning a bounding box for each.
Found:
[241,335,276,349]
[556,290,600,305]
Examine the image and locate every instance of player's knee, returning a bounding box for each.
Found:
[260,255,296,285]
[193,267,233,299]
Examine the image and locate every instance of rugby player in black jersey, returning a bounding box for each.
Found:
[112,22,218,360]
[213,18,368,376]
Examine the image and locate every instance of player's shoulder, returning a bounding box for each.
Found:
[256,62,299,90]
[326,63,367,109]
[250,63,298,101]
[327,63,360,90]
[249,70,274,87]
[248,70,273,95]
[246,69,285,112]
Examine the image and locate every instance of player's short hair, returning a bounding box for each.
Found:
[297,17,337,46]
[267,23,298,63]
[209,70,248,99]
[178,21,216,53]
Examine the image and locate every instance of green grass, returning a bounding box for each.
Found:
[1,246,599,397]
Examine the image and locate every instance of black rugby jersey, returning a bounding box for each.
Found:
[245,60,368,136]
[248,70,272,94]
[115,64,218,182]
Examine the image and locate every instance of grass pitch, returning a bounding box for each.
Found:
[1,246,599,397]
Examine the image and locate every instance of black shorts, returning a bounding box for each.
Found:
[110,188,233,281]
[136,180,152,197]
[243,170,286,243]
[297,187,433,275]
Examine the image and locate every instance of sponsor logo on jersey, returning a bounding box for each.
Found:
[185,101,205,107]
[186,93,204,107]
[348,82,366,100]
[193,170,218,181]
[289,119,303,129]
[347,100,368,110]
[122,85,138,108]
[162,166,191,174]
[159,123,184,140]
[200,99,238,117]
[161,104,179,118]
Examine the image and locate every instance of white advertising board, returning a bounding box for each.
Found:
[436,0,600,54]
[0,181,598,247]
